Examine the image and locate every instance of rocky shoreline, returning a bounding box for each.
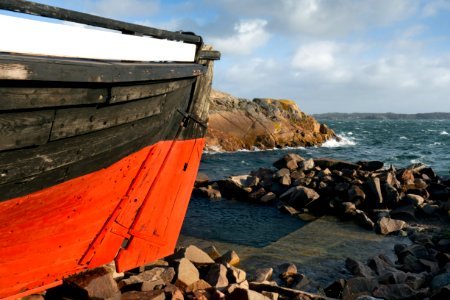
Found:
[193,153,450,299]
[205,90,337,152]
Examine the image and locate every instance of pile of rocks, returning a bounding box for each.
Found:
[324,228,450,299]
[38,245,327,300]
[195,153,450,235]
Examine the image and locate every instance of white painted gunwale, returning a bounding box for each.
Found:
[0,14,196,62]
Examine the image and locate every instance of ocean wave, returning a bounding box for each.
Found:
[440,131,449,135]
[321,134,356,148]
[399,136,408,140]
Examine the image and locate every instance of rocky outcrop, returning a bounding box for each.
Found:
[205,90,337,151]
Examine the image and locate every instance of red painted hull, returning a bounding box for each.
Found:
[0,138,205,299]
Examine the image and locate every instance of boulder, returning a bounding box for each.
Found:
[405,194,424,206]
[260,192,277,203]
[273,153,304,170]
[276,263,297,279]
[227,287,270,300]
[253,268,273,283]
[204,263,229,289]
[345,257,375,278]
[220,250,240,267]
[282,186,320,209]
[314,158,360,170]
[173,258,200,289]
[342,277,379,300]
[121,290,165,300]
[357,161,384,171]
[355,210,375,230]
[431,284,450,299]
[372,284,427,300]
[366,177,383,206]
[195,186,222,199]
[279,174,291,186]
[278,205,299,215]
[227,264,247,284]
[204,245,222,261]
[195,172,209,188]
[64,265,120,300]
[163,284,184,300]
[185,279,212,293]
[430,272,450,291]
[172,245,215,266]
[299,159,315,171]
[348,185,366,203]
[383,183,400,206]
[249,187,267,201]
[375,217,406,235]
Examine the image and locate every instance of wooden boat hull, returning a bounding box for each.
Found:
[0,138,204,298]
[0,2,220,297]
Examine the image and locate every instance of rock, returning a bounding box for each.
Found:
[431,284,450,299]
[279,174,291,186]
[314,158,360,170]
[260,192,277,203]
[276,263,297,279]
[405,194,425,206]
[140,279,165,292]
[119,267,175,291]
[430,272,450,291]
[273,153,304,170]
[261,291,279,300]
[337,201,357,215]
[367,255,398,276]
[345,257,375,278]
[64,265,120,300]
[390,205,417,222]
[281,186,320,209]
[375,217,406,235]
[121,290,165,300]
[278,204,299,215]
[299,159,315,171]
[21,295,44,300]
[398,169,415,185]
[372,284,427,300]
[367,177,383,206]
[227,287,270,300]
[357,161,384,171]
[253,268,273,282]
[195,172,209,187]
[173,258,200,290]
[220,250,240,267]
[163,284,184,300]
[249,187,267,201]
[217,178,251,200]
[297,213,317,222]
[383,183,400,206]
[204,263,229,289]
[227,264,247,284]
[226,281,250,294]
[274,168,290,178]
[185,279,212,293]
[355,210,375,230]
[377,270,407,285]
[342,277,379,300]
[421,203,440,215]
[398,244,430,261]
[348,185,366,203]
[204,245,222,261]
[196,186,222,199]
[324,279,346,298]
[173,245,215,266]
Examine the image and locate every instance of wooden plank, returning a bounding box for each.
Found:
[0,110,54,151]
[50,94,164,140]
[0,86,107,110]
[0,0,201,43]
[111,78,195,103]
[0,54,205,82]
[0,87,191,186]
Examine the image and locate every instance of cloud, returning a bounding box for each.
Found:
[422,0,450,17]
[209,19,270,55]
[292,42,338,71]
[90,0,160,18]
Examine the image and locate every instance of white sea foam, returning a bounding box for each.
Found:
[440,131,449,135]
[399,136,408,140]
[321,134,356,148]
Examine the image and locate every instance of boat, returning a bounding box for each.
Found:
[0,1,220,298]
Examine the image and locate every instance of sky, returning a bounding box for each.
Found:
[6,0,450,113]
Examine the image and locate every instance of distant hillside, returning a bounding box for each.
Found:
[313,112,450,120]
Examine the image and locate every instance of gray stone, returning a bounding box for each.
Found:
[273,153,304,170]
[345,257,375,278]
[355,210,375,230]
[205,263,229,289]
[383,183,400,206]
[372,284,427,300]
[299,158,314,171]
[204,245,221,261]
[286,186,320,208]
[342,277,379,300]
[367,177,383,206]
[357,161,384,171]
[431,272,450,291]
[376,217,406,235]
[348,185,366,202]
[314,158,360,170]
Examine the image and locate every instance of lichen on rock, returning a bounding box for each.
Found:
[205,90,337,152]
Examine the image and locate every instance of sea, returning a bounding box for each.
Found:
[179,119,450,288]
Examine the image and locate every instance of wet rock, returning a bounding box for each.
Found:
[276,263,297,279]
[220,250,240,267]
[253,268,273,283]
[196,186,222,199]
[366,177,383,206]
[314,158,360,170]
[260,192,277,203]
[375,217,406,235]
[205,263,229,289]
[355,210,375,230]
[346,258,375,278]
[383,183,400,206]
[195,172,209,188]
[278,204,299,215]
[421,203,440,215]
[249,187,267,201]
[173,258,200,290]
[348,185,366,203]
[372,283,428,300]
[342,277,379,300]
[430,272,450,291]
[64,265,120,300]
[357,161,384,172]
[324,279,346,298]
[281,186,320,209]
